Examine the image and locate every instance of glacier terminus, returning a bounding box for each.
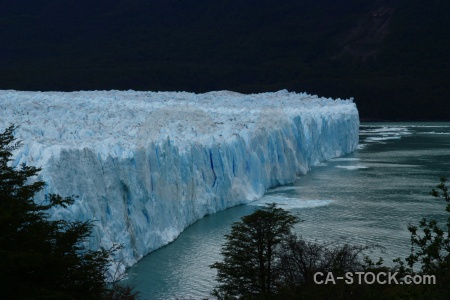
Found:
[0,89,359,273]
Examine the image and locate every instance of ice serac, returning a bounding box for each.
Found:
[0,89,359,270]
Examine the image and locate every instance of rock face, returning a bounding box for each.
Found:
[0,89,359,270]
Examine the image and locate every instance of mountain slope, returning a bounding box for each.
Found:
[0,0,448,120]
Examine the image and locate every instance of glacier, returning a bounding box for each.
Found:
[0,89,359,272]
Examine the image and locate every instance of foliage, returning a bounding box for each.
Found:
[212,178,450,299]
[0,125,138,299]
[278,235,376,286]
[392,177,450,298]
[103,284,140,300]
[210,203,299,299]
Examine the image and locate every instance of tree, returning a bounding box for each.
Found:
[0,125,138,299]
[210,203,299,299]
[392,177,450,297]
[212,178,450,299]
[278,235,375,286]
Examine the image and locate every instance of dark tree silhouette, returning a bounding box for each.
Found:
[0,125,138,299]
[211,203,299,299]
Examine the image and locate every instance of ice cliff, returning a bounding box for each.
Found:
[0,90,359,271]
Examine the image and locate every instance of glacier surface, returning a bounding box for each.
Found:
[0,89,359,271]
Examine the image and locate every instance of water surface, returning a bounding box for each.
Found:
[124,122,450,299]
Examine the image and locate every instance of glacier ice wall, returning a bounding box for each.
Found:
[0,89,359,270]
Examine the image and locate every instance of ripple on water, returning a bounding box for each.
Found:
[251,194,334,210]
[124,123,450,299]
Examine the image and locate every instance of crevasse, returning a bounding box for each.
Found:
[0,89,359,271]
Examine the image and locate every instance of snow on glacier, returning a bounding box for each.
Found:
[0,89,359,272]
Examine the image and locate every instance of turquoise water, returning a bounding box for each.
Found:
[123,122,450,299]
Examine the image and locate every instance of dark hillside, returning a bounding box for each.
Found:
[0,0,448,120]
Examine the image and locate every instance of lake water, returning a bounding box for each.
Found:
[123,122,450,299]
